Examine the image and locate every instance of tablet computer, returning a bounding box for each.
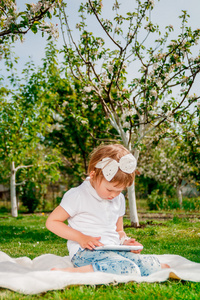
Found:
[94,245,143,251]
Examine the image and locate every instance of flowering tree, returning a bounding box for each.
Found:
[0,0,59,42]
[139,122,200,206]
[0,0,60,76]
[58,0,200,226]
[38,42,118,186]
[0,58,61,217]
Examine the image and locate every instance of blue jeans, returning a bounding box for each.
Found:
[71,248,161,276]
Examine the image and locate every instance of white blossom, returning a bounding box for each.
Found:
[96,38,104,46]
[102,71,107,79]
[164,73,170,82]
[128,31,134,38]
[180,88,187,93]
[104,78,111,85]
[148,0,155,7]
[129,107,137,115]
[107,64,114,73]
[1,16,6,21]
[42,0,53,10]
[30,2,42,14]
[141,65,147,72]
[40,22,59,39]
[144,23,153,31]
[156,80,162,88]
[189,57,195,62]
[114,26,120,33]
[195,55,200,61]
[48,23,59,39]
[82,103,88,109]
[91,103,97,111]
[154,53,166,60]
[4,0,17,11]
[188,93,197,100]
[115,91,121,99]
[123,122,130,129]
[53,113,63,122]
[166,111,172,117]
[84,86,93,93]
[62,101,68,107]
[181,76,188,83]
[152,63,159,70]
[81,120,88,125]
[76,23,81,29]
[54,123,62,130]
[3,16,14,28]
[182,39,186,46]
[176,62,183,68]
[149,110,157,116]
[150,89,157,97]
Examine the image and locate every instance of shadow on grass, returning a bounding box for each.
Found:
[0,224,59,244]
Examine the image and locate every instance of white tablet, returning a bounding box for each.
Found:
[94,245,143,251]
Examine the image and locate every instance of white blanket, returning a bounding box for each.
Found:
[0,251,200,295]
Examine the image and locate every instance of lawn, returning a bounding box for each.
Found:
[0,212,200,299]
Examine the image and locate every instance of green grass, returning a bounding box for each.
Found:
[0,213,200,299]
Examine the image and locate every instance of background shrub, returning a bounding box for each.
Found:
[147,190,200,212]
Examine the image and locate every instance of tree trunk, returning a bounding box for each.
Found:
[127,182,139,227]
[108,117,140,226]
[177,185,183,208]
[126,144,139,227]
[10,161,18,217]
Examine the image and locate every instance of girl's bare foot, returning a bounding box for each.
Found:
[51,265,94,273]
[161,263,170,269]
[51,267,75,272]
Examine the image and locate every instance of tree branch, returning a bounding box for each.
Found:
[88,0,123,51]
[0,1,56,38]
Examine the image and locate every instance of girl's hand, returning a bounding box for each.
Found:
[79,234,103,250]
[123,238,143,254]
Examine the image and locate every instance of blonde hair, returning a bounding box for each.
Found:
[88,144,135,187]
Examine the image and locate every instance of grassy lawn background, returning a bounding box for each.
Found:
[0,212,200,299]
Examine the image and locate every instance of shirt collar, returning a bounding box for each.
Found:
[84,177,104,202]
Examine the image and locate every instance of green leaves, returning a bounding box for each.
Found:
[30,22,39,34]
[0,0,60,43]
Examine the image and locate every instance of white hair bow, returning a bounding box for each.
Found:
[95,154,137,181]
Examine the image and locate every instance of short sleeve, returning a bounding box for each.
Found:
[60,187,81,217]
[119,193,126,216]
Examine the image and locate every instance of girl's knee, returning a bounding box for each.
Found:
[92,259,141,276]
[120,260,141,275]
[137,256,162,276]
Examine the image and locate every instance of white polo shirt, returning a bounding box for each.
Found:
[60,178,125,259]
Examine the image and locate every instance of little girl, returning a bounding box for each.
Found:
[46,144,169,276]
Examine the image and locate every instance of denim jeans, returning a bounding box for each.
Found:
[71,248,161,276]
